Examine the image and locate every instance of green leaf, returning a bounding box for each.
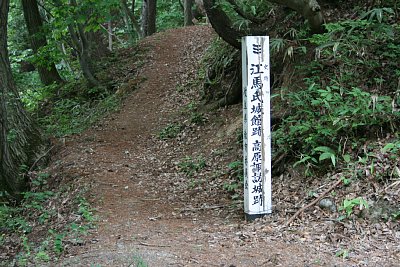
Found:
[341,177,351,185]
[250,6,256,15]
[319,152,332,161]
[382,143,396,152]
[331,154,336,166]
[293,155,315,167]
[319,152,336,167]
[314,146,335,154]
[342,154,351,163]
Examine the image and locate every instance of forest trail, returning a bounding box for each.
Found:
[55,26,398,266]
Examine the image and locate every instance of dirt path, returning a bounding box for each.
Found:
[56,26,399,267]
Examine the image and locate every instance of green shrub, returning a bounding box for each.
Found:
[158,123,183,139]
[223,161,244,199]
[274,16,400,171]
[178,156,206,177]
[275,81,397,161]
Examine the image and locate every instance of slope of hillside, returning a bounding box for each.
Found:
[38,25,400,266]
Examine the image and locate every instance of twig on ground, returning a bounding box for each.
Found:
[97,181,117,186]
[29,145,55,172]
[178,205,227,212]
[138,241,171,247]
[140,198,161,201]
[285,177,343,226]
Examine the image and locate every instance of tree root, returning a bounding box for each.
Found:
[285,177,343,226]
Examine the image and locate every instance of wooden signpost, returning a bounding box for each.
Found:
[242,36,272,220]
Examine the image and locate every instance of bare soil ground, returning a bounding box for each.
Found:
[50,26,399,266]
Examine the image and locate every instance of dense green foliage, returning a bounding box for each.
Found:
[157,0,183,30]
[273,7,399,172]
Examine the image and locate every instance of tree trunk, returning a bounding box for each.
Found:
[184,0,194,26]
[0,0,42,198]
[141,0,157,36]
[141,0,148,35]
[51,0,101,87]
[268,0,324,33]
[67,24,100,88]
[66,0,100,87]
[107,20,113,51]
[121,0,142,38]
[203,0,325,49]
[203,0,243,49]
[21,0,64,86]
[147,0,157,35]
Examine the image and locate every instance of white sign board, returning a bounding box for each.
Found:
[242,36,272,220]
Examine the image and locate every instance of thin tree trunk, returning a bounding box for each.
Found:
[21,0,64,85]
[60,43,74,74]
[67,24,100,87]
[141,0,157,36]
[122,10,134,42]
[108,20,113,51]
[121,0,142,37]
[141,0,149,35]
[147,0,157,35]
[51,0,101,87]
[0,0,42,198]
[67,0,100,87]
[184,0,194,26]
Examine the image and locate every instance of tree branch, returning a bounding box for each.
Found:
[226,0,270,24]
[203,0,242,48]
[204,0,325,50]
[285,177,342,226]
[268,0,325,33]
[121,0,142,38]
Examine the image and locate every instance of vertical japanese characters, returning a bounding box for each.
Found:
[242,36,272,216]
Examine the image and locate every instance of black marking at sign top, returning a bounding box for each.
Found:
[252,44,262,54]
